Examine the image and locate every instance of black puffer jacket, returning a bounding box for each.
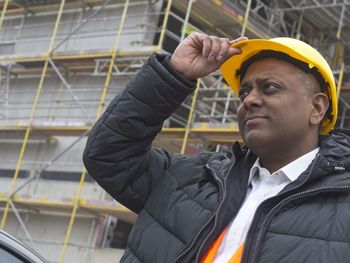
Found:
[83,54,350,263]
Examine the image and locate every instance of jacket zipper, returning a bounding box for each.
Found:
[172,212,216,263]
[249,185,350,263]
[193,163,231,262]
[172,161,231,263]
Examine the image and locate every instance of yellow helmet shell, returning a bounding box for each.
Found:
[220,38,337,135]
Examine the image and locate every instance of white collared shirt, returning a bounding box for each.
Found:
[213,148,319,262]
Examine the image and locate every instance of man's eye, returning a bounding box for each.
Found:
[238,89,249,101]
[263,83,279,93]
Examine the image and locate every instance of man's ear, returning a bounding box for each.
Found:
[310,93,329,126]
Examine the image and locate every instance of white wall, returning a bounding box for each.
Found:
[0,2,161,56]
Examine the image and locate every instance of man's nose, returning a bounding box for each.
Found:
[242,89,263,109]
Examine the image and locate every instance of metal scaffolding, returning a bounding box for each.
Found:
[0,0,349,262]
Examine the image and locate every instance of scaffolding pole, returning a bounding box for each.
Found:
[336,3,345,39]
[96,0,130,117]
[0,65,9,119]
[59,1,130,262]
[180,0,193,41]
[8,200,34,246]
[156,0,173,52]
[0,0,67,230]
[296,11,304,39]
[0,0,8,30]
[336,62,345,102]
[181,80,201,154]
[48,58,92,120]
[241,0,252,36]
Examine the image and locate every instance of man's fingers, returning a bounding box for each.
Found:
[208,36,221,62]
[202,36,212,58]
[227,47,243,57]
[230,36,248,45]
[188,32,211,58]
[217,38,231,61]
[204,35,243,62]
[227,36,248,57]
[189,32,247,60]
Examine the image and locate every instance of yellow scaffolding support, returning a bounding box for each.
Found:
[0,0,9,30]
[156,0,173,52]
[241,0,252,36]
[0,0,66,229]
[59,0,130,261]
[181,80,201,154]
[336,62,345,102]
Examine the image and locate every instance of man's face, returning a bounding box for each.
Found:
[237,57,318,154]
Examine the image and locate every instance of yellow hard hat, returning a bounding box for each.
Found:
[220,38,337,135]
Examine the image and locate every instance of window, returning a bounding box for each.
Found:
[0,42,15,56]
[0,169,94,182]
[0,245,29,263]
[39,171,94,182]
[110,220,133,249]
[0,169,29,179]
[101,217,133,249]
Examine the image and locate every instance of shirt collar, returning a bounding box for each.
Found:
[248,147,319,184]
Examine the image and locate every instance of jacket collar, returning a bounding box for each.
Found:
[231,129,350,186]
[319,130,350,166]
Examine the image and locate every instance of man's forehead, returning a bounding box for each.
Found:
[240,58,302,81]
[243,57,298,71]
[238,50,326,92]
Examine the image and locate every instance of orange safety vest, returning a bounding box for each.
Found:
[200,228,244,263]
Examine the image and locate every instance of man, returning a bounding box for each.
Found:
[83,32,350,263]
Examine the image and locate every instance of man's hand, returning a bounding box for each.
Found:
[170,32,247,80]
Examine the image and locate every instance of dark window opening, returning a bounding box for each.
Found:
[0,169,94,182]
[110,220,133,249]
[39,171,94,182]
[101,217,133,249]
[0,169,29,179]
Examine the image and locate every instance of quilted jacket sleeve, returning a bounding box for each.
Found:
[83,54,196,213]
